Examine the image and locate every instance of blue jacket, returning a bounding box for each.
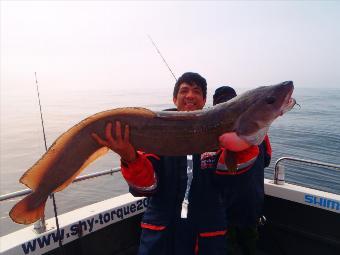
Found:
[129,153,228,255]
[218,138,271,228]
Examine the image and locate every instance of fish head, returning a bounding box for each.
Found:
[235,81,296,145]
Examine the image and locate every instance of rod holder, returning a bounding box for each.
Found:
[274,164,285,185]
[34,216,47,234]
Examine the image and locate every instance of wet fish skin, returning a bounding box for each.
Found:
[9,81,295,224]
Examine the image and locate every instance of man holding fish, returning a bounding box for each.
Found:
[93,72,232,254]
[92,72,272,255]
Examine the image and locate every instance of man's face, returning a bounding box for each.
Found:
[173,82,206,111]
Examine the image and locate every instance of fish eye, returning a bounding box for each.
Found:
[265,97,276,104]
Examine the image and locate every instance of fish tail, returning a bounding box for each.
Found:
[9,192,48,224]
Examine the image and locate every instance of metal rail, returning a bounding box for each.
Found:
[274,156,340,185]
[0,167,121,202]
[2,157,339,199]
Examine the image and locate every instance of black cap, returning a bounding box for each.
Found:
[213,86,237,105]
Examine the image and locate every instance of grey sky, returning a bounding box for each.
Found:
[1,1,339,93]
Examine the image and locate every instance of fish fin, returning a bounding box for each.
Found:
[20,136,73,191]
[53,146,109,192]
[20,154,57,191]
[219,132,251,152]
[9,192,48,224]
[89,107,156,120]
[224,150,237,172]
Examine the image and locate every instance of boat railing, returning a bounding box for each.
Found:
[0,167,121,202]
[274,156,340,185]
[6,158,338,201]
[1,158,339,233]
[0,167,121,233]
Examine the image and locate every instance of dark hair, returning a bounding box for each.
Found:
[213,86,237,105]
[173,72,207,99]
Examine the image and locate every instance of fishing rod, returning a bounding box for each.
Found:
[34,73,64,252]
[147,34,177,81]
[35,72,48,151]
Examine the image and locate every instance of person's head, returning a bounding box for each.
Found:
[213,86,237,105]
[173,72,207,111]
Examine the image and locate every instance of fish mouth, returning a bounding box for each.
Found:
[279,87,296,116]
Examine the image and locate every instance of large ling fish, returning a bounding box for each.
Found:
[10,81,296,224]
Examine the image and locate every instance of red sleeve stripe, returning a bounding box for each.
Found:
[121,152,156,187]
[216,156,257,172]
[199,230,227,237]
[215,165,252,175]
[141,223,166,231]
[127,175,158,192]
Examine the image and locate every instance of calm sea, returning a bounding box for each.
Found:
[1,86,339,236]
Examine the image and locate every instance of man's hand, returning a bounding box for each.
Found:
[91,121,137,163]
[219,132,251,152]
